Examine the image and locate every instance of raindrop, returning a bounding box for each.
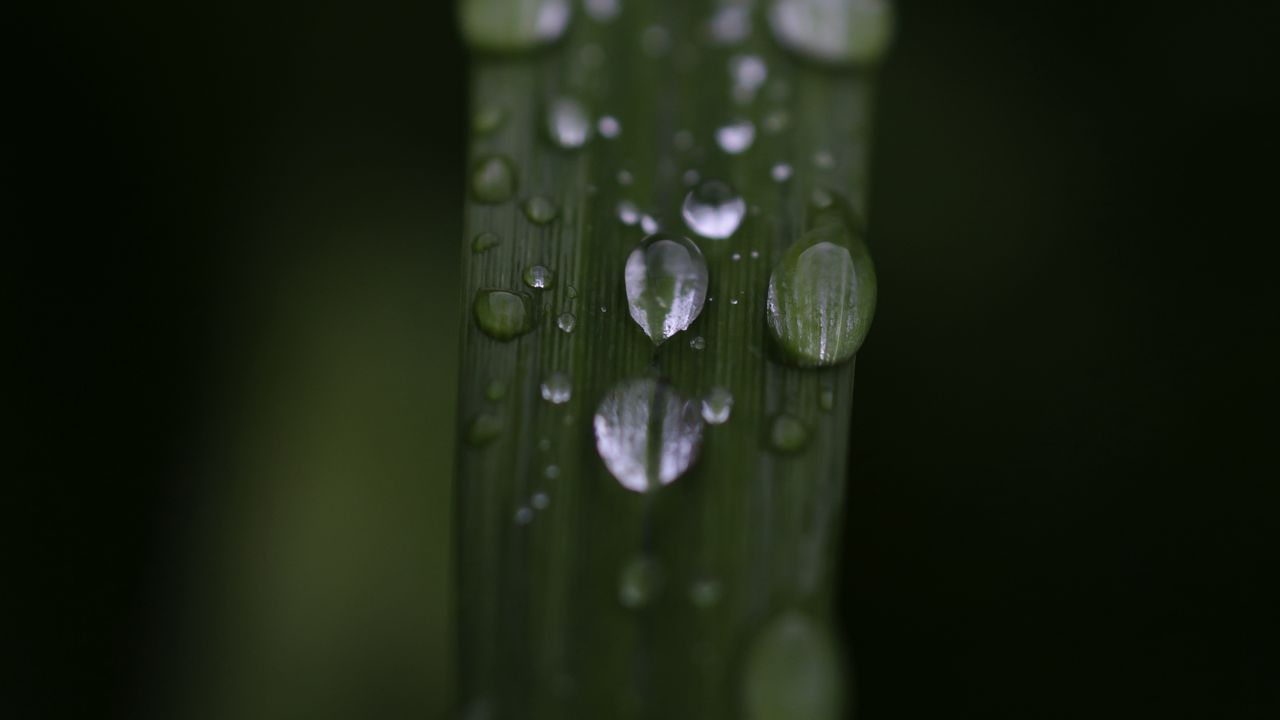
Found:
[472,107,506,135]
[768,413,810,453]
[471,155,517,204]
[689,577,723,609]
[617,200,640,225]
[557,312,576,333]
[730,54,768,104]
[471,231,500,253]
[543,464,560,479]
[514,506,534,525]
[690,336,706,350]
[640,214,660,235]
[767,0,895,66]
[715,119,756,155]
[682,180,746,240]
[545,96,592,149]
[751,249,760,259]
[584,0,620,23]
[771,163,793,182]
[593,378,704,492]
[624,233,709,344]
[641,25,672,57]
[618,556,664,608]
[523,264,555,290]
[459,0,572,51]
[523,196,558,224]
[701,387,734,425]
[532,491,551,509]
[467,413,502,445]
[540,372,572,404]
[743,611,843,720]
[598,115,621,138]
[474,289,534,340]
[729,297,740,305]
[484,379,507,401]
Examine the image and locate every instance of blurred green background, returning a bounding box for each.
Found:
[21,1,1277,719]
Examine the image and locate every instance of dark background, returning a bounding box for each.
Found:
[18,1,1278,718]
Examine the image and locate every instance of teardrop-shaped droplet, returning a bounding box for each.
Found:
[472,231,500,253]
[459,0,572,52]
[545,96,592,149]
[523,196,558,224]
[618,556,664,609]
[766,201,876,366]
[523,264,555,290]
[701,387,734,425]
[557,312,576,333]
[540,372,572,404]
[474,289,534,340]
[624,234,709,344]
[471,155,517,204]
[682,180,747,240]
[767,0,895,67]
[743,611,844,720]
[593,378,704,492]
[768,413,810,453]
[467,413,503,445]
[715,119,756,154]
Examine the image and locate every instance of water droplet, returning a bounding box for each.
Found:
[813,150,836,169]
[771,163,793,182]
[732,252,742,262]
[485,379,507,401]
[641,25,672,57]
[471,155,517,204]
[472,231,500,253]
[640,214,660,235]
[514,506,534,524]
[743,611,843,720]
[683,169,701,186]
[545,96,592,149]
[618,556,664,608]
[523,264,555,290]
[543,464,560,480]
[474,289,534,340]
[566,284,578,299]
[766,200,876,365]
[523,196,558,224]
[730,54,768,104]
[751,249,761,259]
[690,335,706,350]
[767,0,895,66]
[598,115,621,138]
[472,107,506,135]
[689,577,723,608]
[557,312,576,333]
[768,413,810,453]
[729,297,740,305]
[532,491,551,508]
[540,372,572,404]
[537,437,552,451]
[819,386,836,411]
[715,119,756,154]
[617,200,640,225]
[594,378,704,492]
[682,180,746,240]
[584,0,620,23]
[459,0,572,51]
[763,108,791,134]
[701,387,734,425]
[708,5,752,45]
[624,234,709,344]
[467,413,502,445]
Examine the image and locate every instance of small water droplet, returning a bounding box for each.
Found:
[599,305,608,313]
[618,556,664,608]
[557,312,576,333]
[743,611,843,720]
[523,196,558,224]
[640,214,660,235]
[730,54,768,104]
[617,200,640,225]
[514,506,534,524]
[584,0,620,23]
[769,413,810,453]
[594,378,704,492]
[715,119,756,155]
[543,464,560,480]
[523,264,555,290]
[459,0,572,51]
[616,169,633,186]
[682,169,701,186]
[471,155,517,204]
[751,249,761,259]
[690,335,706,350]
[729,297,740,305]
[532,490,551,508]
[566,284,578,299]
[540,372,572,404]
[598,115,621,138]
[813,150,836,169]
[545,96,592,149]
[471,231,500,253]
[689,577,723,609]
[537,437,552,451]
[467,413,502,445]
[485,379,507,401]
[771,163,793,182]
[732,252,742,262]
[701,387,734,425]
[767,0,895,66]
[474,289,534,340]
[472,107,506,135]
[624,233,709,344]
[682,180,746,240]
[763,108,791,134]
[708,5,752,45]
[641,25,672,57]
[819,386,836,411]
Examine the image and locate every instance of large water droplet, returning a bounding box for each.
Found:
[593,378,704,492]
[540,372,572,404]
[545,97,592,150]
[716,119,756,154]
[743,611,843,720]
[766,0,895,66]
[523,264,555,289]
[766,199,876,365]
[523,196,558,224]
[624,234,709,344]
[472,231,500,253]
[768,413,810,453]
[618,556,664,608]
[474,289,534,340]
[682,180,746,240]
[701,387,734,425]
[459,0,572,52]
[471,155,517,204]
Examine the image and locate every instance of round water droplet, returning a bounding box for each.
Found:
[730,54,769,103]
[598,115,621,138]
[532,491,551,509]
[709,5,752,45]
[566,284,578,299]
[593,378,704,492]
[701,387,734,425]
[640,214,660,235]
[467,413,502,445]
[474,289,534,340]
[771,163,793,182]
[584,0,620,22]
[472,231,500,253]
[617,200,640,226]
[617,169,633,186]
[769,413,810,453]
[743,611,843,720]
[472,107,506,135]
[543,464,561,479]
[624,234,709,344]
[716,119,756,154]
[523,196,558,224]
[540,372,572,404]
[682,180,746,240]
[641,25,672,57]
[557,312,576,333]
[618,556,664,608]
[682,169,701,186]
[690,336,706,350]
[523,264,555,290]
[767,0,894,66]
[545,96,592,149]
[459,0,572,51]
[813,150,836,169]
[471,155,517,204]
[689,577,723,609]
[514,506,534,524]
[763,108,791,134]
[819,387,836,411]
[485,379,507,401]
